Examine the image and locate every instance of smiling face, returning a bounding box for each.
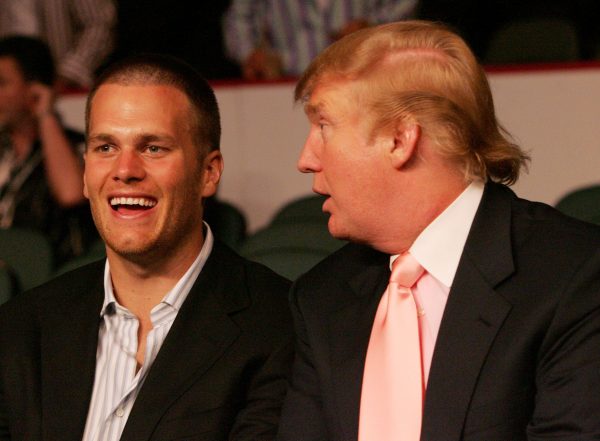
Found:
[297,79,397,244]
[84,83,222,264]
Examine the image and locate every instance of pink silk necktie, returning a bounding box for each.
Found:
[358,252,426,441]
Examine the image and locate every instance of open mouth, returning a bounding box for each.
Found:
[110,197,157,213]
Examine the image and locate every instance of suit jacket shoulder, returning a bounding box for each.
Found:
[424,182,600,441]
[280,182,600,441]
[0,259,105,441]
[0,242,294,441]
[123,241,294,441]
[292,243,388,312]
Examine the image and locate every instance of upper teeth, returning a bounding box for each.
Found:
[110,197,156,207]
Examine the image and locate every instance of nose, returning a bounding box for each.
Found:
[113,148,145,183]
[297,129,322,174]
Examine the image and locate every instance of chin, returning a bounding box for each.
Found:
[104,234,159,259]
[327,218,351,241]
[108,243,150,259]
[328,217,373,245]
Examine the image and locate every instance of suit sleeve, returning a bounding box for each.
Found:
[528,249,600,440]
[229,337,295,441]
[228,268,295,441]
[0,303,17,441]
[0,375,9,441]
[277,283,329,441]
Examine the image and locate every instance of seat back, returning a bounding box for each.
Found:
[204,198,247,250]
[53,237,105,277]
[0,227,53,292]
[485,18,580,64]
[243,247,335,281]
[555,185,600,225]
[270,195,329,226]
[0,260,20,304]
[240,221,345,280]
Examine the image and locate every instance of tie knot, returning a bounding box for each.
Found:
[390,252,424,288]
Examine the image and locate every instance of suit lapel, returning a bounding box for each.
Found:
[422,183,515,441]
[40,263,105,441]
[327,248,389,441]
[120,243,245,441]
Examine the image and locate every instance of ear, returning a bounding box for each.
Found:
[390,122,420,170]
[200,150,224,198]
[82,153,89,199]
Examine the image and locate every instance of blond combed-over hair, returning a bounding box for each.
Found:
[295,20,529,184]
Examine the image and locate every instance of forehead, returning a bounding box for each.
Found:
[92,82,190,107]
[304,79,363,119]
[0,56,24,80]
[89,83,193,127]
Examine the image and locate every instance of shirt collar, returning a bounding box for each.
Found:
[100,222,215,316]
[390,181,484,288]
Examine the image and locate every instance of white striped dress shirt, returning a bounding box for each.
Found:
[224,0,418,76]
[0,0,116,87]
[81,225,214,441]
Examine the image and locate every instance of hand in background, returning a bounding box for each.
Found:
[242,47,283,80]
[55,76,84,94]
[28,82,56,120]
[27,81,85,206]
[330,18,371,41]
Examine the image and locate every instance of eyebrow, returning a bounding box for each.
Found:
[304,102,324,118]
[136,134,177,145]
[87,133,114,145]
[87,133,177,145]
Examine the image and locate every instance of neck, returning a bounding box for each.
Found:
[375,164,469,255]
[106,233,204,320]
[8,116,37,160]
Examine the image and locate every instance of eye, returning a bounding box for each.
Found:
[317,118,330,132]
[317,122,329,133]
[93,144,114,153]
[143,144,169,157]
[147,145,162,154]
[318,122,330,140]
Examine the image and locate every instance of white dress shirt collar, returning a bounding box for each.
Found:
[401,180,484,287]
[101,222,215,316]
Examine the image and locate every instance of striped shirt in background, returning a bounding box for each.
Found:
[223,0,418,76]
[81,225,214,441]
[0,0,116,87]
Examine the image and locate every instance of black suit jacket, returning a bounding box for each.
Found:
[0,241,294,441]
[278,183,600,441]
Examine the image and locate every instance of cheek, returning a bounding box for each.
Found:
[322,144,361,181]
[83,160,114,197]
[82,169,96,194]
[162,166,202,201]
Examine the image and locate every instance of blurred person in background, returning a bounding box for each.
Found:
[223,0,418,80]
[0,0,116,89]
[0,36,96,265]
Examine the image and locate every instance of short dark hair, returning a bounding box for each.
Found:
[0,36,55,86]
[86,53,221,155]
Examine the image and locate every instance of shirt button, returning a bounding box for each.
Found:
[115,407,125,417]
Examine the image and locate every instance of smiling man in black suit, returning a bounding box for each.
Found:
[0,54,293,441]
[277,20,600,441]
